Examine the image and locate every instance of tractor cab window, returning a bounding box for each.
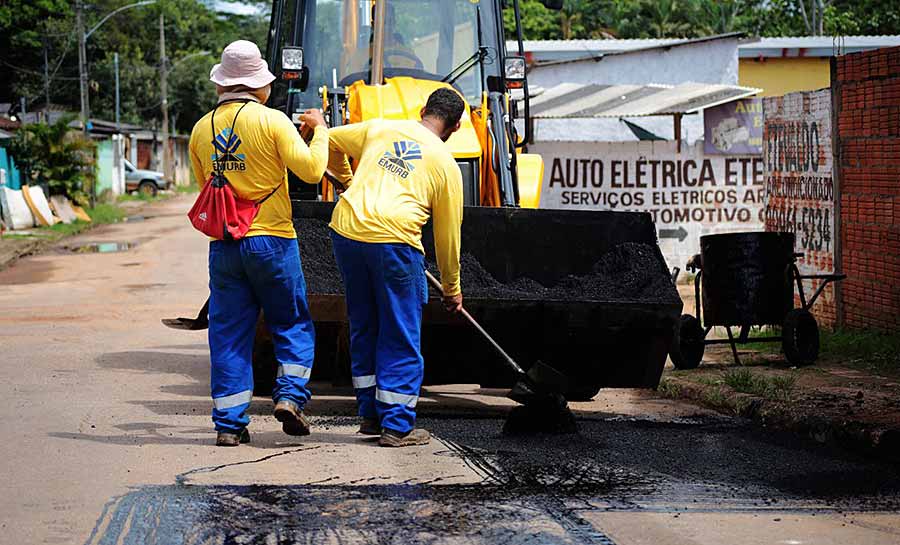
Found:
[273,0,499,114]
[341,0,488,100]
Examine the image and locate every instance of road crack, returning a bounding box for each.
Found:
[175,446,321,485]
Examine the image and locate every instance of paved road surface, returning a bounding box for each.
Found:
[1,195,899,544]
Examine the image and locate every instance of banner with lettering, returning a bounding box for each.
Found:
[762,89,836,324]
[533,140,765,271]
[704,98,763,155]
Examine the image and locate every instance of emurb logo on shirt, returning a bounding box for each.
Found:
[378,140,422,179]
[211,127,247,171]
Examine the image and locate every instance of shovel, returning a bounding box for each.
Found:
[424,270,569,406]
[161,297,209,330]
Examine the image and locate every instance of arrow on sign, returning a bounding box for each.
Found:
[659,226,688,242]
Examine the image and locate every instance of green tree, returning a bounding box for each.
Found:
[504,0,563,40]
[0,0,269,133]
[507,0,899,40]
[8,116,96,204]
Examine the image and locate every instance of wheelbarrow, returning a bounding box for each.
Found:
[669,232,846,368]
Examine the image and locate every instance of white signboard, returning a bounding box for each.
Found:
[533,140,766,270]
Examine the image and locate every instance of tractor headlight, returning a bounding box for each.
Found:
[281,46,304,71]
[504,56,526,88]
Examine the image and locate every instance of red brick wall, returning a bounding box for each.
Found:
[835,46,900,331]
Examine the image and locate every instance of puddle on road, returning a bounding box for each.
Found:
[68,242,136,254]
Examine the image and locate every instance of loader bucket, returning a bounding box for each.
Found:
[253,201,682,396]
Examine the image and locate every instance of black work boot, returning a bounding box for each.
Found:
[358,417,380,435]
[273,399,311,436]
[378,428,430,447]
[216,428,250,447]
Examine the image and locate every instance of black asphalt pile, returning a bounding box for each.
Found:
[431,242,679,303]
[295,218,343,294]
[297,217,678,304]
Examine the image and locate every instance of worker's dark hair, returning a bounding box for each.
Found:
[422,88,465,130]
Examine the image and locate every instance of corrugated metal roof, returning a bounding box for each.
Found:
[740,35,900,57]
[530,82,760,118]
[510,36,900,59]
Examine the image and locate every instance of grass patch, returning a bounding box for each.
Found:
[695,375,722,387]
[700,386,728,407]
[822,330,900,377]
[47,220,93,236]
[176,182,199,194]
[657,379,681,398]
[723,368,796,401]
[88,203,126,224]
[738,326,783,353]
[117,192,160,202]
[8,203,124,240]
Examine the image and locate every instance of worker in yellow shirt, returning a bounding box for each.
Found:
[188,40,328,447]
[327,88,465,447]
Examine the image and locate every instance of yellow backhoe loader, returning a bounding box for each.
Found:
[166,0,682,402]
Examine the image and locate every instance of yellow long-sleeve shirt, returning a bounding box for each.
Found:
[188,99,328,239]
[327,120,463,296]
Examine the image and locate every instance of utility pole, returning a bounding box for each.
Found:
[43,36,51,120]
[76,0,89,134]
[159,13,170,182]
[114,52,120,132]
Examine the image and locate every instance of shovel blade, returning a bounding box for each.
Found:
[526,360,569,395]
[161,317,207,331]
[506,360,570,406]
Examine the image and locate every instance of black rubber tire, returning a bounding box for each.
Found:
[138,180,158,197]
[565,384,601,402]
[782,308,819,366]
[670,314,705,369]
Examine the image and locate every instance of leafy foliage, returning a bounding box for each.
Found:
[505,0,900,40]
[1,0,268,133]
[7,116,96,205]
[2,0,898,134]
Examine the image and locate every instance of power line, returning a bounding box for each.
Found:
[1,60,80,80]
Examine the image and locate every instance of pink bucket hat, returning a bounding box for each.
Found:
[209,40,275,89]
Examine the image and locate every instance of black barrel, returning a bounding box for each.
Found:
[700,232,795,327]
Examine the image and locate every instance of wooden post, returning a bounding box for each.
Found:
[674,113,683,153]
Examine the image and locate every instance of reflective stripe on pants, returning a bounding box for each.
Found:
[331,231,426,433]
[208,236,316,434]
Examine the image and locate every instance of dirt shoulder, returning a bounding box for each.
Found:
[660,344,900,461]
[0,195,173,271]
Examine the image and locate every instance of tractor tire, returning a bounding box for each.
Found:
[782,308,819,366]
[670,314,705,370]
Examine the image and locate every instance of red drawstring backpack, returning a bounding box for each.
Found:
[188,100,281,240]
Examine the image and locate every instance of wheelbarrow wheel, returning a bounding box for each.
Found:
[670,314,705,370]
[782,308,819,366]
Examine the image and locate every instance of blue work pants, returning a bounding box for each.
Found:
[330,231,427,433]
[208,235,315,433]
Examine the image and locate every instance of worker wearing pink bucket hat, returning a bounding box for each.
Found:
[189,39,329,447]
[209,40,276,89]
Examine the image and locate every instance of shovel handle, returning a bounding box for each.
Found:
[424,270,526,376]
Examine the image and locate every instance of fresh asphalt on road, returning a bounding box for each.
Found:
[1,195,899,545]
